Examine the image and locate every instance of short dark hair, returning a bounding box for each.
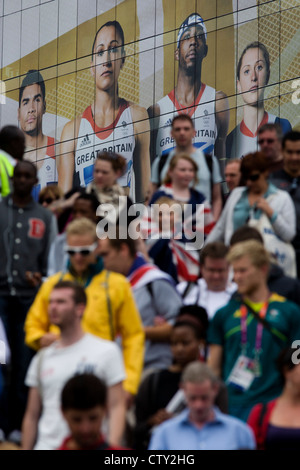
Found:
[237,41,270,84]
[19,69,46,106]
[61,373,107,411]
[14,160,37,178]
[175,305,209,340]
[282,131,300,150]
[276,347,298,385]
[91,20,125,60]
[106,233,137,258]
[230,225,264,247]
[52,281,87,306]
[200,241,229,265]
[0,125,25,155]
[240,151,271,179]
[74,192,100,214]
[171,114,194,129]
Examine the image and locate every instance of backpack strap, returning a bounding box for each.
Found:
[182,281,197,299]
[158,152,170,186]
[204,153,214,198]
[103,271,114,340]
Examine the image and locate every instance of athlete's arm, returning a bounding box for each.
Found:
[215,90,230,178]
[147,103,161,166]
[58,117,80,194]
[131,104,151,203]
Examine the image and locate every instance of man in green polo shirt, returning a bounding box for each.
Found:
[207,239,300,422]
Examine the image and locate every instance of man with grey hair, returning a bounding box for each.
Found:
[148,361,255,450]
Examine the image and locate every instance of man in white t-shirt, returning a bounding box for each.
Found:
[21,281,126,450]
[177,241,236,320]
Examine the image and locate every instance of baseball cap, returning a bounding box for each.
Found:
[177,13,207,48]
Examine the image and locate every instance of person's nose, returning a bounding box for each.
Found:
[28,99,36,113]
[102,49,112,66]
[251,67,258,82]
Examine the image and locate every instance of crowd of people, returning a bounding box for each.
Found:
[0,13,300,452]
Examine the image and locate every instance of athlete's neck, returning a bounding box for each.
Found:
[92,94,123,128]
[175,73,202,107]
[25,132,46,151]
[242,104,265,135]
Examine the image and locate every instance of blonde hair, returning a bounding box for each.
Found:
[227,240,271,269]
[163,154,198,186]
[38,184,63,203]
[66,217,97,240]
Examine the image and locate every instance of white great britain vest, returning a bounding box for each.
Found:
[155,83,217,158]
[75,99,135,192]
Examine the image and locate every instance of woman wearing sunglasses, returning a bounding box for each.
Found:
[205,152,296,273]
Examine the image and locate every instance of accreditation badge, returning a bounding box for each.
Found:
[227,355,256,391]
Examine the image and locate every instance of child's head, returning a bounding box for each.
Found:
[152,196,182,234]
[61,373,107,449]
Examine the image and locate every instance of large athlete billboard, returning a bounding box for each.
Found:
[0,0,299,202]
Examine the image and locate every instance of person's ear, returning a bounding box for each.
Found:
[211,382,220,400]
[175,48,179,62]
[203,44,208,58]
[121,48,126,68]
[76,303,86,319]
[115,169,123,179]
[43,100,46,114]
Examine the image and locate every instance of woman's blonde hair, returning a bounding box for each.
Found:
[163,154,198,186]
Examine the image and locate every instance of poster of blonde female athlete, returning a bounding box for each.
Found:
[0,0,298,201]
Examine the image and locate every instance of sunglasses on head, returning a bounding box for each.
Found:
[64,242,98,256]
[246,173,260,182]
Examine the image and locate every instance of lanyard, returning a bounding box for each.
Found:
[240,301,269,354]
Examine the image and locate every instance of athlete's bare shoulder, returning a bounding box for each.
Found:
[60,114,82,141]
[215,90,229,113]
[127,100,149,121]
[147,102,161,120]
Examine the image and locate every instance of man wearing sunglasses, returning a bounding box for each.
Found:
[258,123,284,174]
[270,131,300,278]
[24,217,145,420]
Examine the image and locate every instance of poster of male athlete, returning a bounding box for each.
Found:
[0,0,299,202]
